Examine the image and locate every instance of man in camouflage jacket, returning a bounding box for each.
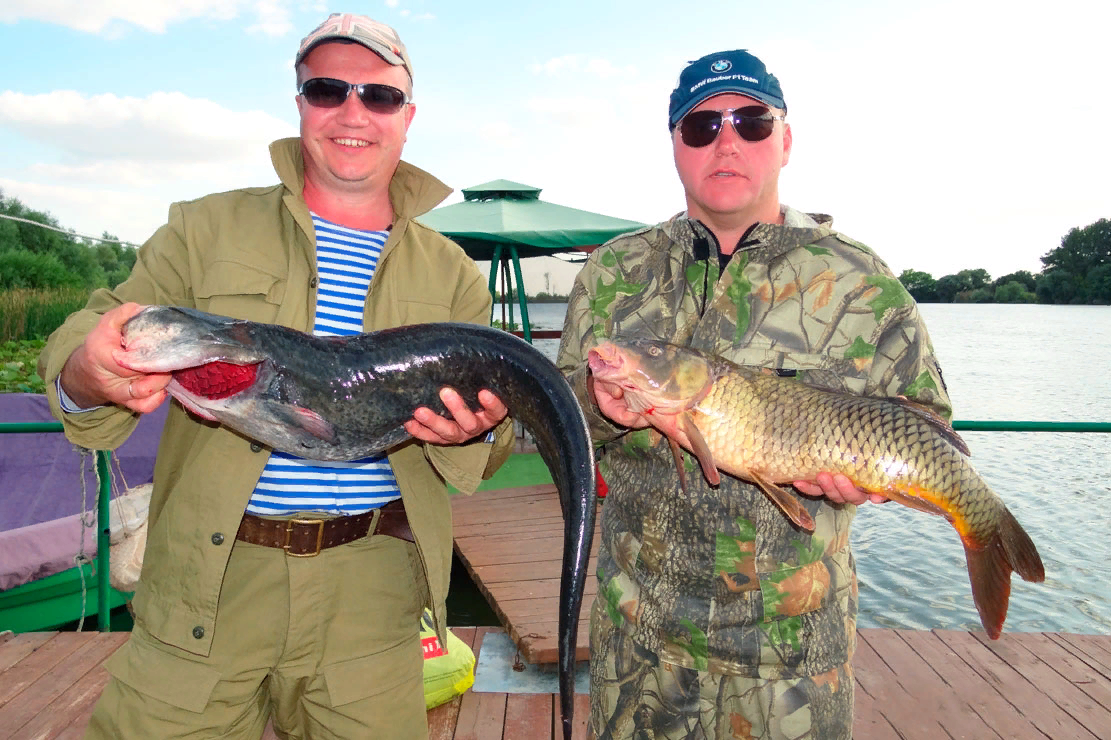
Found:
[557,50,951,740]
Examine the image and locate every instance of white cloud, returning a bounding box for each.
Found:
[0,0,287,35]
[0,89,296,244]
[531,55,636,80]
[0,178,177,246]
[247,0,293,36]
[0,90,296,168]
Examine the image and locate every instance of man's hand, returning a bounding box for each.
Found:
[59,302,171,414]
[590,376,651,430]
[404,388,508,445]
[793,472,888,505]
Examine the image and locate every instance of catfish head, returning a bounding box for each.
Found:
[118,305,342,458]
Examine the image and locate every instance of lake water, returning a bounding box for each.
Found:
[501,302,1111,636]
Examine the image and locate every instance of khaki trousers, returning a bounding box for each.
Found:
[86,531,430,739]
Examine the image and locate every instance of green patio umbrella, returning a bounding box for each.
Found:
[418,179,645,341]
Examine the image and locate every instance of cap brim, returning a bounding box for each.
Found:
[669,87,785,128]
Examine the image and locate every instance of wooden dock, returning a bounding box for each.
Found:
[452,483,599,664]
[2,626,1110,738]
[2,482,1109,738]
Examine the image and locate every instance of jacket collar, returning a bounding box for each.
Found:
[268,137,453,221]
[661,205,834,264]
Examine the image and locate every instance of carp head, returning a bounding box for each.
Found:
[588,337,715,414]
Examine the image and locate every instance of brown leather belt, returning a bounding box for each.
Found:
[235,499,412,557]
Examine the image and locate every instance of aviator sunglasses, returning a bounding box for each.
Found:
[298,77,410,114]
[678,106,785,148]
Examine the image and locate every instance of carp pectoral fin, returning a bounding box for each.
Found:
[681,413,720,486]
[881,490,953,520]
[667,438,690,494]
[751,472,815,532]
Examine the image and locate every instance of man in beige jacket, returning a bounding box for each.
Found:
[39,13,511,739]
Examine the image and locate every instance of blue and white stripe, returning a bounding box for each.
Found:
[245,213,401,516]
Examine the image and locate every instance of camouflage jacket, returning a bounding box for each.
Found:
[556,208,951,679]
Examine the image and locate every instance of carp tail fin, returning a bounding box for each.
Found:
[964,505,1044,640]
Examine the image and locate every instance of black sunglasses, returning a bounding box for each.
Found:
[298,77,410,114]
[678,106,785,148]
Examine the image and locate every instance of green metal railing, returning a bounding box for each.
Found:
[951,420,1111,433]
[2,421,113,632]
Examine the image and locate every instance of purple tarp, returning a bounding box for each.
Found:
[0,393,167,590]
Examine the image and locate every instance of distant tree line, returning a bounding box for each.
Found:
[0,190,137,291]
[899,218,1111,304]
[4,191,1107,307]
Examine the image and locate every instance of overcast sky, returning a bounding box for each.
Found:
[2,1,1108,295]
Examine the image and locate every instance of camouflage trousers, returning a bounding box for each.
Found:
[589,601,854,740]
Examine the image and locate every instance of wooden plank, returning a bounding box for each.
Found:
[0,633,91,707]
[850,630,951,739]
[850,674,901,740]
[1050,632,1111,679]
[1,632,127,736]
[1012,632,1111,711]
[503,693,553,740]
[865,629,1002,738]
[569,693,590,740]
[972,631,1111,738]
[469,557,599,585]
[457,535,566,566]
[454,515,566,538]
[0,632,56,675]
[509,620,591,665]
[9,634,126,740]
[499,594,599,622]
[452,629,509,740]
[935,630,1101,740]
[884,630,1036,740]
[487,577,585,602]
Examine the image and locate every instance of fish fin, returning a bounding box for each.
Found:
[282,406,337,442]
[893,397,971,456]
[751,471,815,532]
[667,437,690,495]
[881,489,953,520]
[998,506,1045,583]
[681,412,720,486]
[963,505,1044,640]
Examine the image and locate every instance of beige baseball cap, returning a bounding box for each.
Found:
[295,13,413,80]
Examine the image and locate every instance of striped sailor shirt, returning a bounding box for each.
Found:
[244,213,401,516]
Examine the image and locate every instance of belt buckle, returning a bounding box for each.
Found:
[285,518,325,557]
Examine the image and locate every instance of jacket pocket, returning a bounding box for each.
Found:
[758,559,833,621]
[195,259,287,321]
[323,636,423,707]
[103,631,221,713]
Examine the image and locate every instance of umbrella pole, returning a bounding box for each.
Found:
[510,245,532,343]
[501,258,514,329]
[487,244,503,326]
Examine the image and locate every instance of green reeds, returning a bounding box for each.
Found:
[0,287,90,343]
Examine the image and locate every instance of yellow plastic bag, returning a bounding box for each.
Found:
[421,609,475,709]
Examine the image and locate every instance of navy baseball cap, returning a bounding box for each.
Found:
[668,50,786,130]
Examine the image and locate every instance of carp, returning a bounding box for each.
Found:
[119,305,595,739]
[587,336,1044,639]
